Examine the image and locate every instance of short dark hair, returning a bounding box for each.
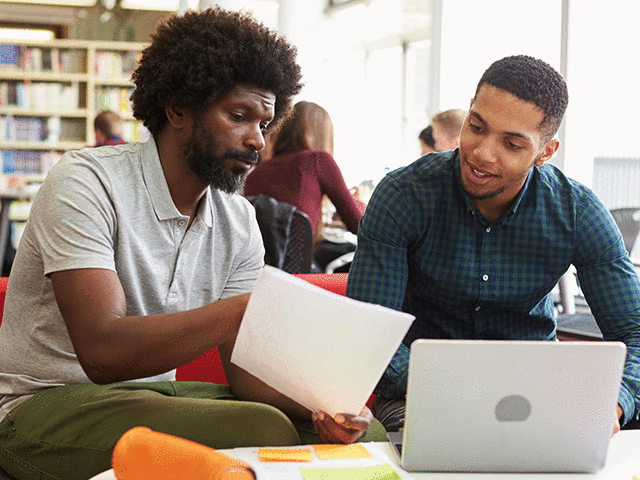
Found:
[475,55,568,142]
[94,110,123,137]
[131,7,303,136]
[418,125,435,149]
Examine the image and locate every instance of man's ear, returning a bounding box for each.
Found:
[165,106,189,129]
[535,139,560,167]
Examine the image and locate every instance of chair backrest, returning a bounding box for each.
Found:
[282,210,313,274]
[0,277,9,326]
[609,207,640,253]
[247,194,314,274]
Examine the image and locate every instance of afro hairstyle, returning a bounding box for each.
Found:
[475,55,568,142]
[131,7,303,136]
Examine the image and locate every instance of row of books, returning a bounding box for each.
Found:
[0,44,87,73]
[0,81,82,112]
[2,150,62,175]
[0,115,71,144]
[95,50,139,78]
[95,87,134,115]
[122,121,150,143]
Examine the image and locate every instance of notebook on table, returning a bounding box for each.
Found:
[388,339,627,473]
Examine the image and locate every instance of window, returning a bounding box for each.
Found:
[308,0,433,186]
[563,0,640,190]
[0,27,57,41]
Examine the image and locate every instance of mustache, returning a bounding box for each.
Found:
[222,149,259,164]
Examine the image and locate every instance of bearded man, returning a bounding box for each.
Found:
[0,8,381,480]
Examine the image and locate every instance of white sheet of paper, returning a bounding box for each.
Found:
[231,266,415,416]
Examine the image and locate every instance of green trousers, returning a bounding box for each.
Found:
[0,382,387,480]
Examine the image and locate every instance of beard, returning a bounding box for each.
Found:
[185,121,258,194]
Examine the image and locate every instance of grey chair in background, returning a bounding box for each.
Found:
[281,209,314,274]
[247,194,314,274]
[609,207,640,255]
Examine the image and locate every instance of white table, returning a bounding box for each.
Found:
[91,431,640,479]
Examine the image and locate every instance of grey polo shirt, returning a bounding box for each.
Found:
[0,137,265,421]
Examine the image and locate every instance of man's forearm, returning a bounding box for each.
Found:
[218,338,312,419]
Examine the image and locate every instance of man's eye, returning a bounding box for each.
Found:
[260,124,269,133]
[231,113,244,121]
[507,141,523,150]
[469,123,482,132]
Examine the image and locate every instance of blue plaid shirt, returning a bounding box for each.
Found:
[346,150,640,425]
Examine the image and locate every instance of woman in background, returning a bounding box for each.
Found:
[244,101,364,270]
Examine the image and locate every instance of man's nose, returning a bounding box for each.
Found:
[244,124,266,152]
[473,137,498,164]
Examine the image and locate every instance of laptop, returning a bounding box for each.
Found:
[388,339,627,473]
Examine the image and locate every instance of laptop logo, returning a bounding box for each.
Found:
[495,395,531,422]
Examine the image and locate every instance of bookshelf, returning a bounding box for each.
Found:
[0,39,149,270]
[0,39,149,181]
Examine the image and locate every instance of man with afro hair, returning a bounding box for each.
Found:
[0,8,382,479]
[347,55,640,434]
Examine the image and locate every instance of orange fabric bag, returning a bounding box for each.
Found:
[112,426,256,480]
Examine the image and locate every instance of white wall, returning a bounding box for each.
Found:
[563,0,640,187]
[439,0,563,114]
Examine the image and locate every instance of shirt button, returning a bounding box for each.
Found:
[482,274,489,281]
[178,220,186,227]
[475,306,481,312]
[485,227,491,233]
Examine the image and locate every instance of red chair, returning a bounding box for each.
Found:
[0,277,9,325]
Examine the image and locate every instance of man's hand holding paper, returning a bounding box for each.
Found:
[312,407,373,444]
[230,266,415,440]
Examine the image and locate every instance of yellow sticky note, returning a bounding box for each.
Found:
[301,463,402,480]
[312,443,372,460]
[258,447,314,462]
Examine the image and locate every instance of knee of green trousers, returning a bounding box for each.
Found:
[0,383,303,480]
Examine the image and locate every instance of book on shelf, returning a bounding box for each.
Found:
[0,81,80,111]
[2,115,44,143]
[0,44,20,69]
[95,87,133,114]
[59,49,85,74]
[2,150,62,175]
[122,120,150,143]
[95,51,131,78]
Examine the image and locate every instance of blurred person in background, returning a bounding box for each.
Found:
[94,110,127,147]
[431,108,466,152]
[244,101,365,271]
[418,125,436,155]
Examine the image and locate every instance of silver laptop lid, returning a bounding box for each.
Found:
[401,339,626,473]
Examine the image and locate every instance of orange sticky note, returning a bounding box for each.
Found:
[258,448,314,462]
[312,444,372,460]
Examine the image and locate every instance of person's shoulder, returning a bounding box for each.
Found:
[535,163,594,198]
[370,152,454,210]
[385,150,454,186]
[47,142,147,192]
[58,141,143,168]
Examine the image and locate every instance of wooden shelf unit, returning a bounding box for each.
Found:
[0,39,148,178]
